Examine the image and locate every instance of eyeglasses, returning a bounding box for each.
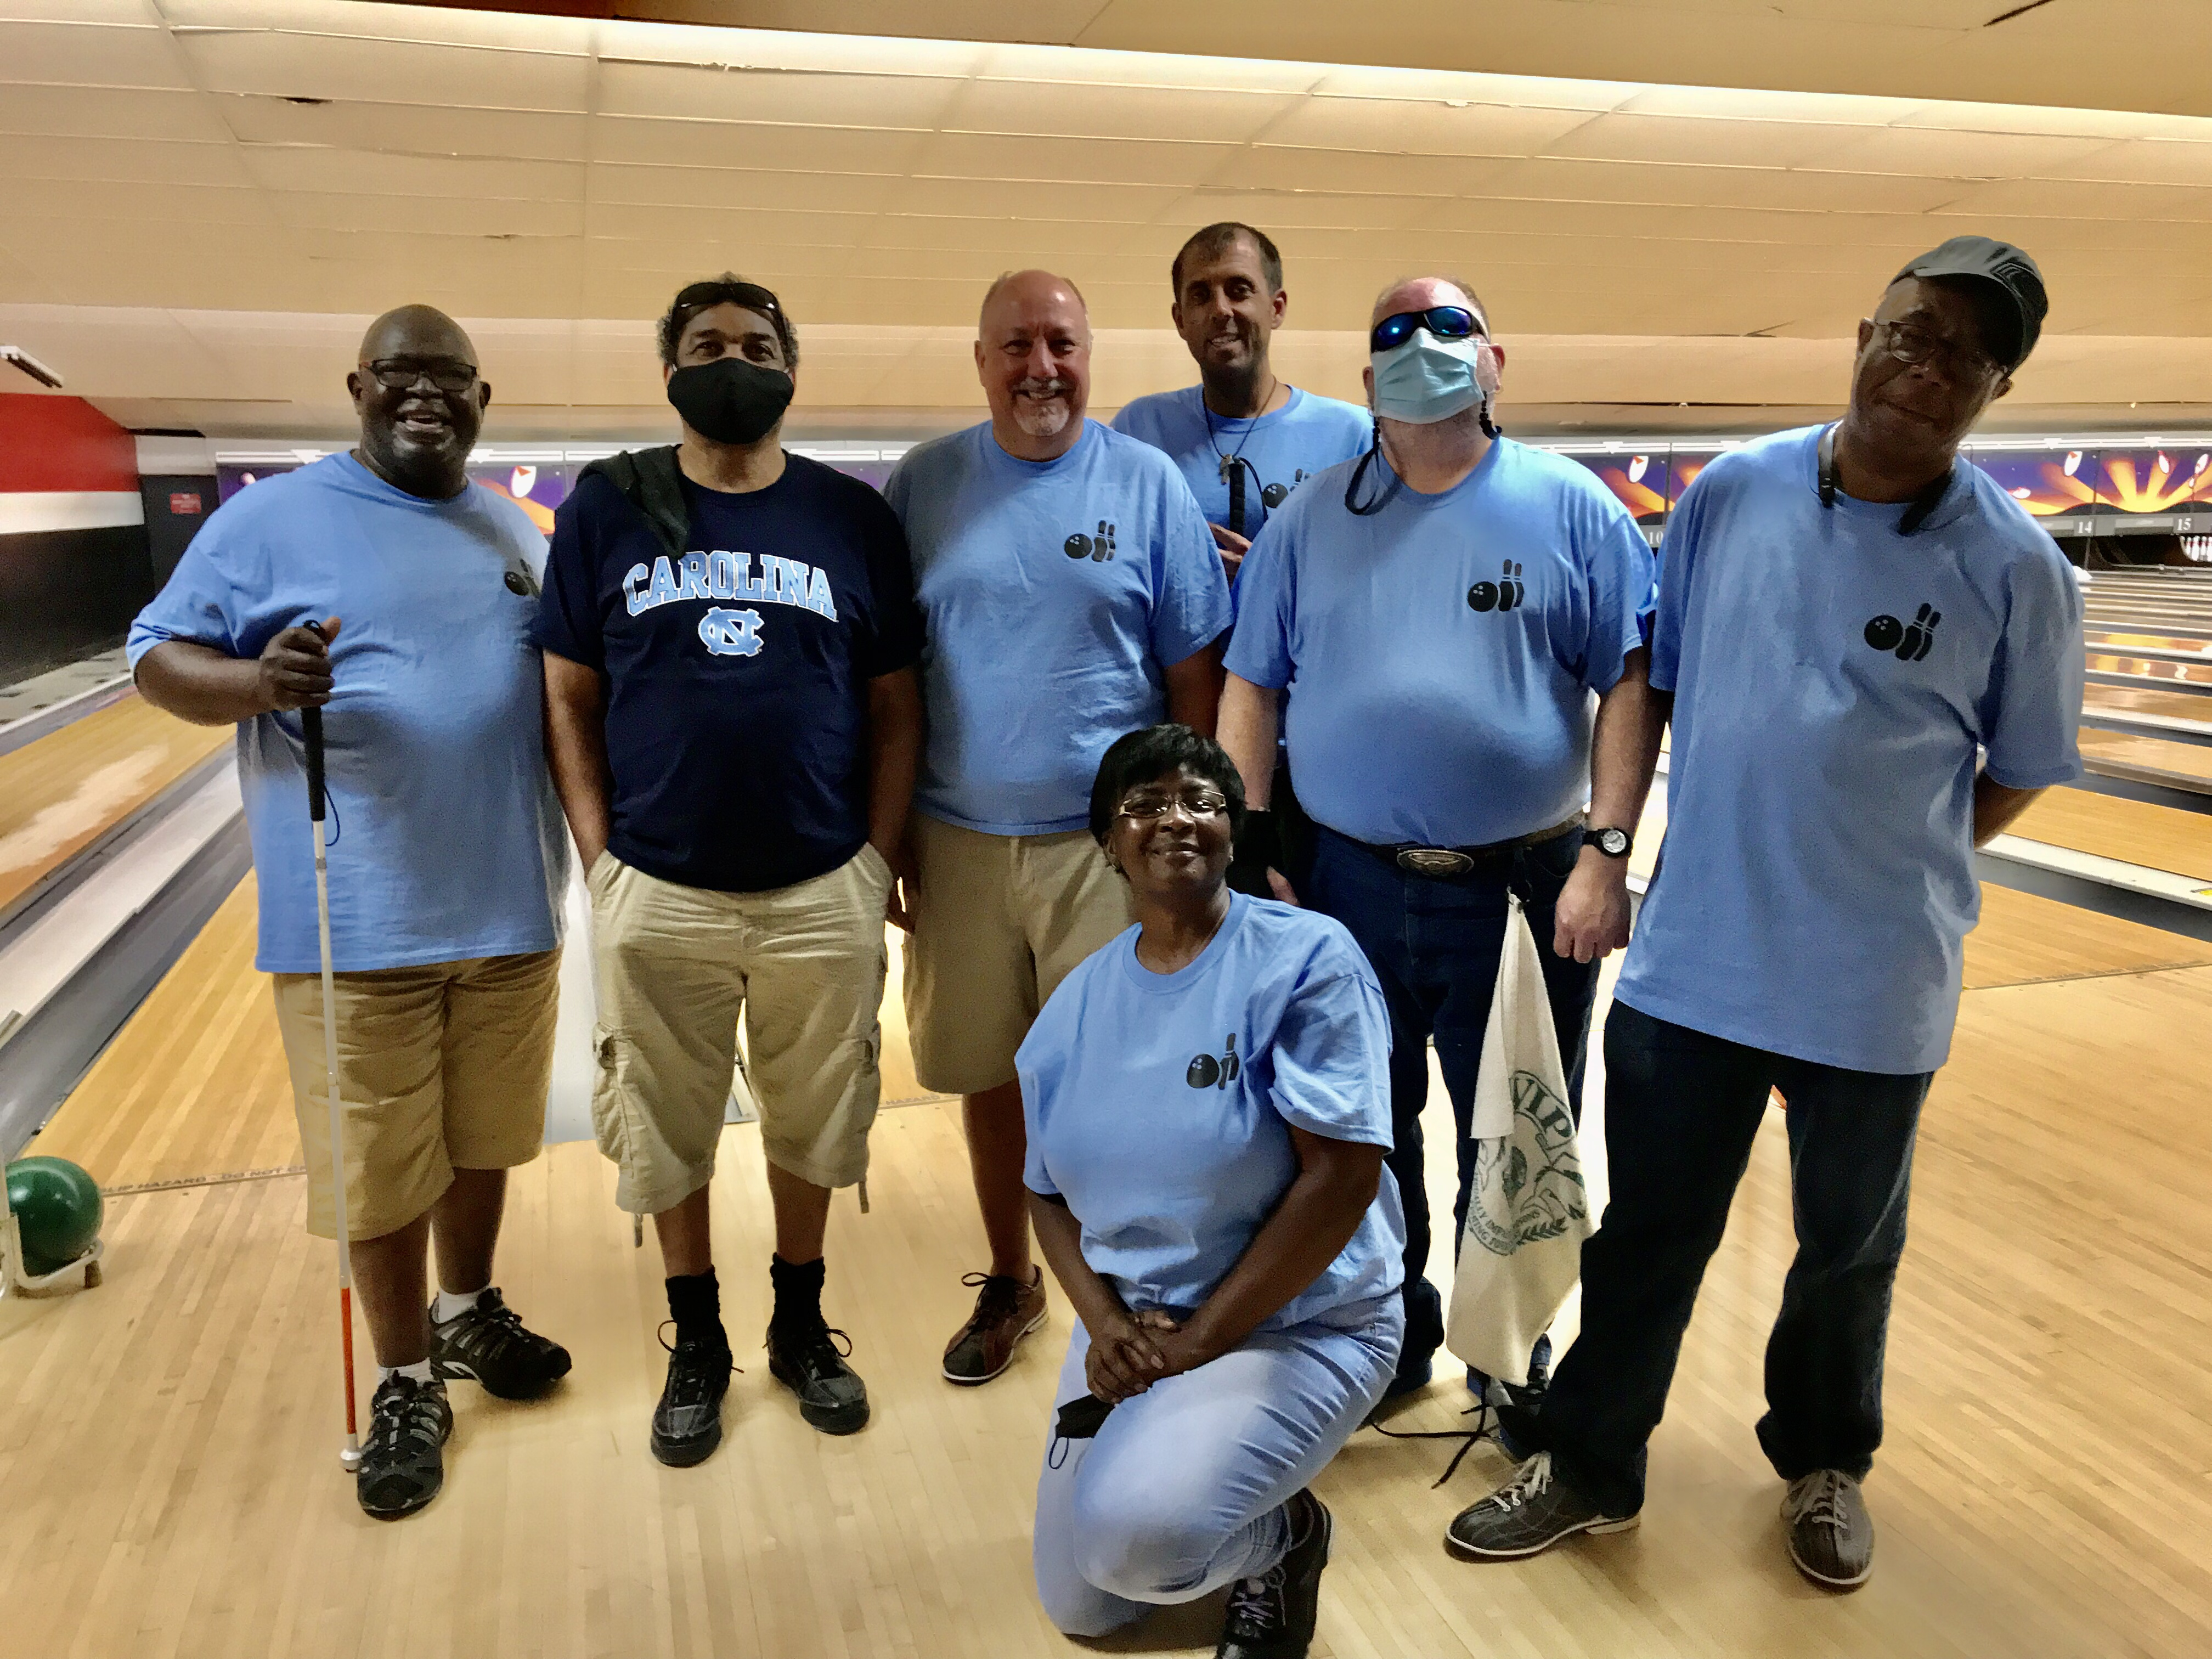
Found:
[1874,319,2001,382]
[1369,306,1484,353]
[1117,790,1231,820]
[363,358,479,394]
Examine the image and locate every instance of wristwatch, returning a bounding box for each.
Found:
[1589,826,1633,859]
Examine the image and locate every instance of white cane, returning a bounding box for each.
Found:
[303,688,362,1471]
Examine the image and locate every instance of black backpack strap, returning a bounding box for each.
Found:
[578,445,688,557]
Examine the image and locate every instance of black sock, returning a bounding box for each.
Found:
[769,1254,826,1332]
[666,1268,725,1348]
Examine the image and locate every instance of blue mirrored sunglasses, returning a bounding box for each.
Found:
[1369,306,1482,353]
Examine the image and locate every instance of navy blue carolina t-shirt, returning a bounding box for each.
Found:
[536,451,924,893]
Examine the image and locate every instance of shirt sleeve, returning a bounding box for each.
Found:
[1268,957,1395,1151]
[1221,512,1296,690]
[1147,469,1233,668]
[534,482,605,669]
[1647,471,1711,695]
[1572,487,1658,695]
[1980,548,2086,788]
[859,491,925,679]
[126,511,246,667]
[1017,1038,1062,1199]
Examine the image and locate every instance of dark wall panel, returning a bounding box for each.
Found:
[0,524,157,683]
[139,474,216,585]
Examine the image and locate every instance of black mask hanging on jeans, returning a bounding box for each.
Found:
[665,358,793,446]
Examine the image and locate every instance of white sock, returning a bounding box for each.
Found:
[432,1286,488,1323]
[380,1359,435,1384]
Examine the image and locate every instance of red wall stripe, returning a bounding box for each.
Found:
[0,393,138,494]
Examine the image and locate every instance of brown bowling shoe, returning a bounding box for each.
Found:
[941,1267,1048,1385]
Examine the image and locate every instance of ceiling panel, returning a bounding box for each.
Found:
[0,20,194,91]
[940,79,1298,144]
[911,131,1234,188]
[1815,127,2128,181]
[236,145,585,201]
[2054,140,2212,189]
[591,63,963,129]
[1541,114,1847,171]
[1258,99,1600,160]
[216,95,594,162]
[1217,146,1513,198]
[3,133,256,188]
[173,29,592,111]
[269,189,588,238]
[0,83,234,143]
[590,117,932,175]
[0,180,276,225]
[583,162,903,213]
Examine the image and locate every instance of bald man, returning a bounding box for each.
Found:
[1220,276,1661,1406]
[131,306,573,1521]
[884,270,1231,1385]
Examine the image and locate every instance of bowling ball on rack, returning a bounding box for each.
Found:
[5,1155,103,1276]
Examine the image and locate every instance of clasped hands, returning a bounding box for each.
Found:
[1084,1306,1216,1404]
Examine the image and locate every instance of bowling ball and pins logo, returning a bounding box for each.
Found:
[1864,604,1940,662]
[1064,521,1118,561]
[1468,561,1526,614]
[1186,1035,1241,1090]
[1261,469,1310,510]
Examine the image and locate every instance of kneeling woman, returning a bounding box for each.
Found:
[1020,724,1405,1658]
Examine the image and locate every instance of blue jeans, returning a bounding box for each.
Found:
[1032,1297,1403,1637]
[1305,825,1600,1380]
[1506,1001,1930,1517]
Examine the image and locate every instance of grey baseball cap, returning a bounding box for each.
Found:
[1893,235,2047,371]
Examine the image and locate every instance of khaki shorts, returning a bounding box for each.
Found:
[904,813,1134,1097]
[588,845,892,1215]
[272,949,561,1242]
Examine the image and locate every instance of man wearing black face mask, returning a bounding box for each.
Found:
[537,275,926,1462]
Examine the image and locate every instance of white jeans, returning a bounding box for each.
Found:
[1031,1296,1403,1638]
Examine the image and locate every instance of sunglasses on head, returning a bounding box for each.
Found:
[1369,306,1484,353]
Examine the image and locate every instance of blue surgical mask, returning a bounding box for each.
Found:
[1370,332,1497,425]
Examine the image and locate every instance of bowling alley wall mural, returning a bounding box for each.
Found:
[1569,442,2212,526]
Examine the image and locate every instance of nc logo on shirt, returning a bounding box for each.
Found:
[1064,521,1117,561]
[1185,1034,1240,1090]
[1864,604,1940,662]
[1468,561,1526,614]
[698,606,765,657]
[1261,470,1310,510]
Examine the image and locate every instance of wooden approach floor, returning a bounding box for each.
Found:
[4,891,2210,1656]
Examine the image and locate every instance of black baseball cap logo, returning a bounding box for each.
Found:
[1468,560,1525,614]
[1865,603,1939,662]
[1185,1034,1240,1090]
[1064,520,1117,561]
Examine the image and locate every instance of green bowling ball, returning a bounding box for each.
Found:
[5,1156,103,1276]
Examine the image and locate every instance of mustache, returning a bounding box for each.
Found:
[1013,376,1076,399]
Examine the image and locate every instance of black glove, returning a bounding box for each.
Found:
[1226,808,1280,897]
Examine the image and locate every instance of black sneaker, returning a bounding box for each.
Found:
[357,1373,453,1520]
[1218,1489,1330,1659]
[1445,1452,1638,1560]
[766,1317,870,1436]
[651,1324,734,1468]
[430,1288,573,1400]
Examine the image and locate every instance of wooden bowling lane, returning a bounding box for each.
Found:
[27,875,300,1193]
[2008,787,2212,882]
[2078,728,2212,793]
[0,689,230,920]
[2082,683,2212,729]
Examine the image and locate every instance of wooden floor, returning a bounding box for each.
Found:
[0,690,228,917]
[5,894,2210,1656]
[2077,730,2212,789]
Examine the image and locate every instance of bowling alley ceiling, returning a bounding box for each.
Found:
[3,0,2210,438]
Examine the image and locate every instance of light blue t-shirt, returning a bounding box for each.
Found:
[1226,436,1656,847]
[1111,385,1372,545]
[1019,893,1404,1331]
[126,453,569,974]
[1616,426,2085,1075]
[885,420,1232,834]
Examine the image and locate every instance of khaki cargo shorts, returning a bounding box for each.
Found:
[272,948,561,1242]
[903,813,1134,1097]
[588,845,893,1215]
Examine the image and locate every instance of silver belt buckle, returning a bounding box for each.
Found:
[1396,847,1476,878]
